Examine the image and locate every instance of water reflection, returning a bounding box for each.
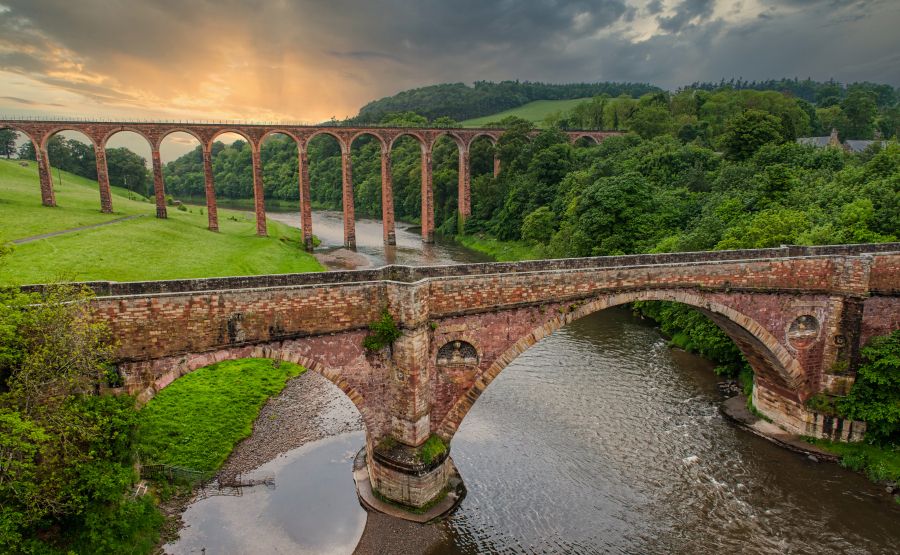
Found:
[267,210,490,268]
[165,432,366,555]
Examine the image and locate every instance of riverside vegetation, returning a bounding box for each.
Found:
[0,270,309,552]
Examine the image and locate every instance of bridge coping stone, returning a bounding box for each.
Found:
[20,243,900,298]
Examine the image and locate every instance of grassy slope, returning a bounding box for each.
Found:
[136,359,305,472]
[455,234,545,261]
[0,159,323,284]
[462,98,592,128]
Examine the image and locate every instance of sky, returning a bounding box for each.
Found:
[0,0,898,128]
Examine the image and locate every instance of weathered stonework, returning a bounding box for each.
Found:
[19,243,898,513]
[0,118,619,245]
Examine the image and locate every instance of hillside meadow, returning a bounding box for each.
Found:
[0,159,322,284]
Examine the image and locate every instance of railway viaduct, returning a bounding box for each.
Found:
[0,119,619,249]
[48,243,900,512]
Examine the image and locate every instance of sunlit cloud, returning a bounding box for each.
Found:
[0,0,896,123]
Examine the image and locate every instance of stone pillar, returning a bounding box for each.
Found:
[363,306,458,510]
[341,148,356,249]
[202,147,219,232]
[94,145,113,213]
[150,148,167,219]
[420,144,434,244]
[381,147,396,245]
[251,146,267,237]
[493,151,500,178]
[36,146,56,207]
[457,144,471,231]
[298,147,314,251]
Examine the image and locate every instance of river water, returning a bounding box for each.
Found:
[168,211,900,555]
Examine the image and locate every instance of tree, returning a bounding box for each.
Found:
[106,147,150,197]
[720,110,784,160]
[0,284,161,553]
[841,90,878,139]
[839,330,900,445]
[0,129,16,159]
[521,206,556,244]
[627,105,674,139]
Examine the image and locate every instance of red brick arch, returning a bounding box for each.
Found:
[40,126,98,148]
[348,130,387,150]
[101,127,154,149]
[157,128,205,150]
[465,132,499,148]
[0,123,38,150]
[304,129,347,153]
[136,344,378,437]
[208,128,256,151]
[429,131,465,151]
[260,128,302,146]
[389,131,426,150]
[435,289,805,440]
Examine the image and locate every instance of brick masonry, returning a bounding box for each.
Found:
[30,243,897,507]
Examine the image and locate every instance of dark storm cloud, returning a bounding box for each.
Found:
[0,0,898,119]
[657,0,716,33]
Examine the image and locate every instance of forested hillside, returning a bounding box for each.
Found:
[355,81,660,122]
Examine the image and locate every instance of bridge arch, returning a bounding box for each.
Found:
[305,129,347,153]
[260,128,301,145]
[135,345,378,437]
[465,132,498,149]
[157,127,205,151]
[436,289,805,440]
[389,131,426,150]
[101,127,153,150]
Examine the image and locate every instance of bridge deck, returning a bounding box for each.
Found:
[25,243,900,298]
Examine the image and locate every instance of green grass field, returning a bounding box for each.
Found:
[136,359,305,472]
[0,159,323,284]
[455,233,545,261]
[462,98,592,128]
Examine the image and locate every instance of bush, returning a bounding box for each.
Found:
[363,309,402,352]
[839,330,900,445]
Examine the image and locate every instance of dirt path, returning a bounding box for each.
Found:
[12,214,144,244]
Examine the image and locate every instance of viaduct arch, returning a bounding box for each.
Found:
[31,243,897,513]
[0,118,620,249]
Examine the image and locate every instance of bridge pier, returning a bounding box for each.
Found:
[94,144,113,213]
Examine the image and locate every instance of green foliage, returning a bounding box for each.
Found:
[0,284,161,554]
[808,438,900,483]
[838,331,900,445]
[720,109,784,160]
[356,81,660,123]
[136,358,304,472]
[634,301,745,374]
[521,206,557,244]
[418,435,448,465]
[363,310,402,352]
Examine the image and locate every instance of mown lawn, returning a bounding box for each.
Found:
[0,159,323,284]
[136,359,305,472]
[462,98,592,128]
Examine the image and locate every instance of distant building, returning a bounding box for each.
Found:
[797,128,886,153]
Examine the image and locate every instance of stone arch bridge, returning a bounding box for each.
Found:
[0,118,619,248]
[48,243,899,511]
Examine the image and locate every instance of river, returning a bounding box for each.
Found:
[166,211,900,555]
